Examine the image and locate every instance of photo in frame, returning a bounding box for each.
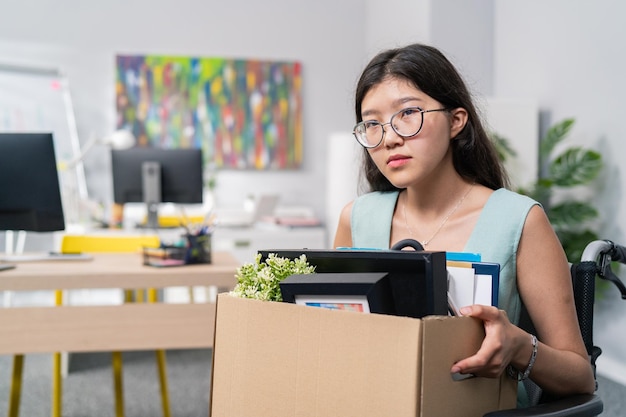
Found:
[280,272,395,315]
[294,295,371,313]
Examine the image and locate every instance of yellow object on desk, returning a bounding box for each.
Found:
[61,235,160,254]
[148,215,204,229]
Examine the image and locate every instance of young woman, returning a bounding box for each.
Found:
[333,43,595,406]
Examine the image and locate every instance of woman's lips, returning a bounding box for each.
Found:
[387,154,411,168]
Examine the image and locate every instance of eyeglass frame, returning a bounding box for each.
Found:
[352,106,449,149]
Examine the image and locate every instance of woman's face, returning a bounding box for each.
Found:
[360,77,456,189]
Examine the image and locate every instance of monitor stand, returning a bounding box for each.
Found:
[142,161,162,230]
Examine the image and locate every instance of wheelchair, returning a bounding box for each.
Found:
[485,240,626,417]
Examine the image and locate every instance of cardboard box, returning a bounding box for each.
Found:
[210,294,516,417]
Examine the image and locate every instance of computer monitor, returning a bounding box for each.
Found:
[259,248,448,318]
[111,147,203,228]
[0,132,65,232]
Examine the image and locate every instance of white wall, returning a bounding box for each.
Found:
[365,0,431,57]
[493,0,626,384]
[430,0,494,96]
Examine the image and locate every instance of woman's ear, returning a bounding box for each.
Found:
[449,107,468,139]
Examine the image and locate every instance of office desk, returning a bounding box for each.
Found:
[0,252,239,355]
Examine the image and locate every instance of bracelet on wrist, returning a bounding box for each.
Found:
[507,334,538,381]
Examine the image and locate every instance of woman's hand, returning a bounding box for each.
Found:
[450,304,526,378]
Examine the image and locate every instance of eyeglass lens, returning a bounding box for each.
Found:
[354,108,424,148]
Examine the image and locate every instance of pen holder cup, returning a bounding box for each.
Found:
[185,233,212,264]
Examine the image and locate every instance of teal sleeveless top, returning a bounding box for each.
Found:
[351,188,539,325]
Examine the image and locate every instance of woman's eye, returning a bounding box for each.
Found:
[364,121,381,130]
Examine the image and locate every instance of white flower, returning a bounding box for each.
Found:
[231,253,315,302]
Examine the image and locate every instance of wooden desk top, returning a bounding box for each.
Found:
[0,251,239,291]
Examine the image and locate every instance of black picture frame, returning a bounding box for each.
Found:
[280,272,395,314]
[260,248,448,318]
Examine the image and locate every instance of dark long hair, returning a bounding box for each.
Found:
[355,43,509,191]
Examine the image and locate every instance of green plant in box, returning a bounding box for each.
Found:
[231,253,315,301]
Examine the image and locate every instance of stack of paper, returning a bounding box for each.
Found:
[447,258,500,314]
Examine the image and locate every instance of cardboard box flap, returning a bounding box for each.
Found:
[420,316,517,416]
[211,294,423,417]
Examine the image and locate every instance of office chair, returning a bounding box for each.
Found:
[484,239,626,417]
[7,234,170,417]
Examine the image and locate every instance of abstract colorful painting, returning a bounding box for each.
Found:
[116,55,302,169]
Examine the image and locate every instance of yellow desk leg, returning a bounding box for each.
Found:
[112,351,125,417]
[148,288,171,417]
[8,354,24,417]
[52,289,63,417]
[155,350,171,417]
[52,352,62,417]
[111,289,134,417]
[135,288,144,303]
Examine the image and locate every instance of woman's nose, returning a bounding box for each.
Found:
[381,123,403,148]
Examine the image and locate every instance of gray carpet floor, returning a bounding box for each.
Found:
[0,350,212,417]
[1,349,625,416]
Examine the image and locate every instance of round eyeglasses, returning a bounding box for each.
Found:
[352,106,449,148]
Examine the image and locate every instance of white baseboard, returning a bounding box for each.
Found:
[596,355,626,386]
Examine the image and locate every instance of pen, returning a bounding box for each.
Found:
[178,207,192,234]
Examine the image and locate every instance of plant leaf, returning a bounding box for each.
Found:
[548,201,598,230]
[540,118,575,158]
[549,147,602,186]
[490,132,517,162]
[232,253,315,302]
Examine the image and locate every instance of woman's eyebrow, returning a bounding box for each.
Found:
[394,96,424,106]
[360,109,379,119]
[361,97,425,119]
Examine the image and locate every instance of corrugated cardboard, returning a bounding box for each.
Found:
[210,294,516,417]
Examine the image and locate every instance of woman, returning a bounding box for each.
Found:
[333,43,595,406]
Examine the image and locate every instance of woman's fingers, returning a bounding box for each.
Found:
[451,305,512,377]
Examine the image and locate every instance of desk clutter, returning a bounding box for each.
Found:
[142,212,215,267]
[143,234,212,267]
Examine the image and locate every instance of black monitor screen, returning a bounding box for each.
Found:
[259,248,448,318]
[0,132,65,232]
[111,147,203,204]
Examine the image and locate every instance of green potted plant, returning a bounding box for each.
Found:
[231,253,316,301]
[493,118,603,263]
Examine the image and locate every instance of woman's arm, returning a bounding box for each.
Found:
[515,204,595,395]
[451,205,595,397]
[333,201,354,248]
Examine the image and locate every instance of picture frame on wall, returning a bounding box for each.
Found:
[115,54,303,170]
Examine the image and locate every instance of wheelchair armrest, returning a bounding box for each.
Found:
[483,394,603,417]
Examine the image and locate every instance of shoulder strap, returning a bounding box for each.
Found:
[465,188,539,263]
[351,191,399,249]
[466,188,539,324]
